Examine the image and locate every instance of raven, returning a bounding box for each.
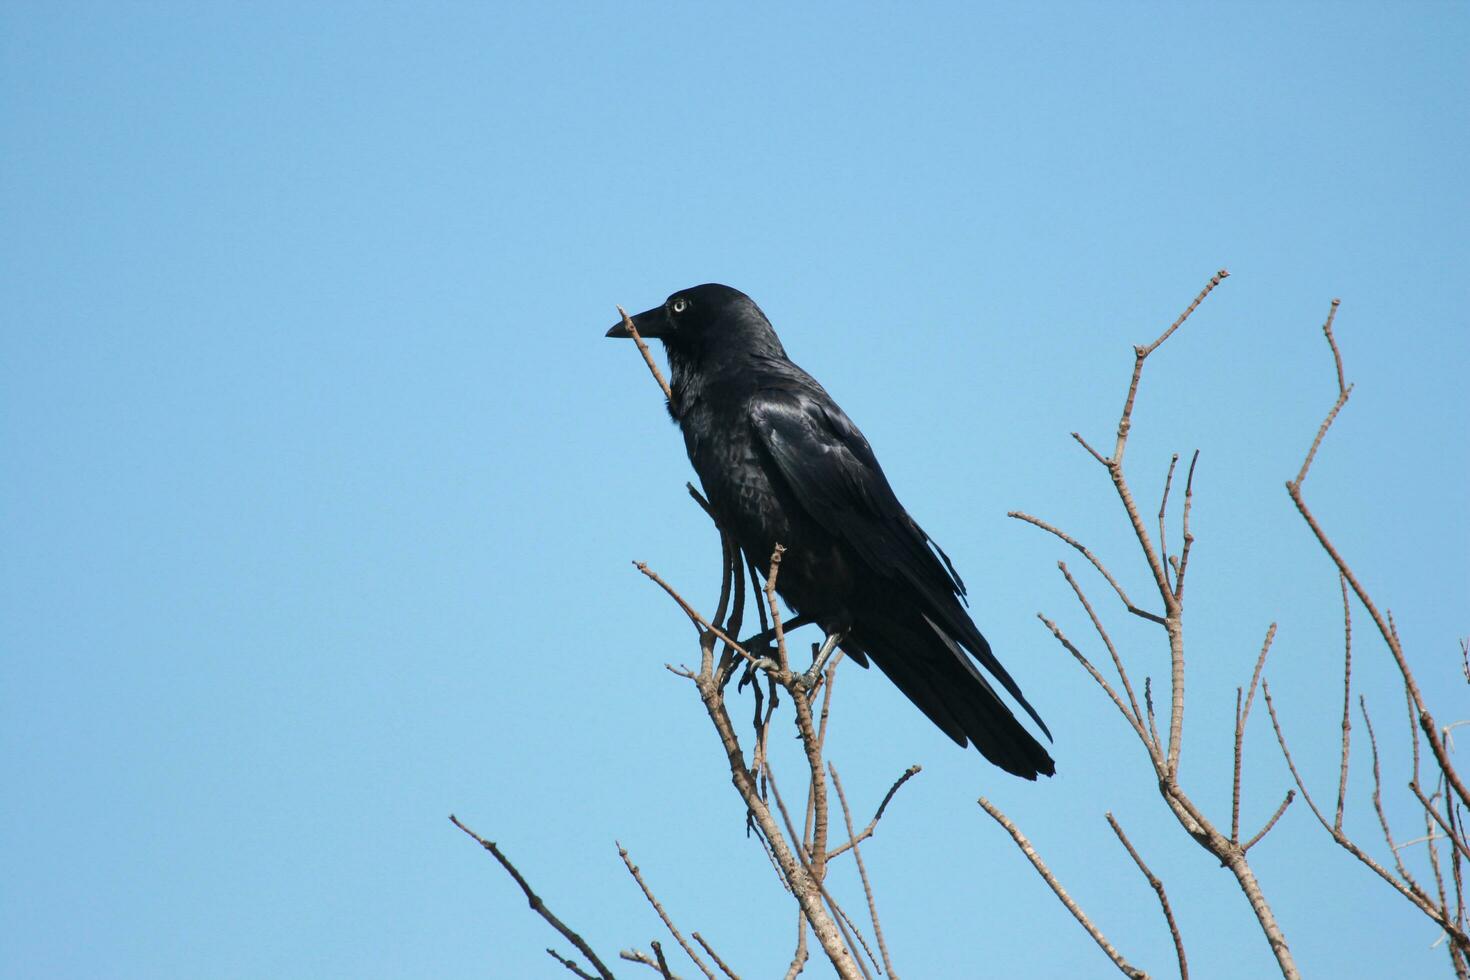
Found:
[608,283,1054,779]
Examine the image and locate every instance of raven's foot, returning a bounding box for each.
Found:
[795,632,845,690]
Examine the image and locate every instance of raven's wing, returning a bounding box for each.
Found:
[750,386,1051,740]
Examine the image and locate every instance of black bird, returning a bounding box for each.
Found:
[608,284,1054,779]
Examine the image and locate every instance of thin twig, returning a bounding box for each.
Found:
[1144,677,1160,751]
[622,948,674,976]
[449,815,615,980]
[616,304,672,400]
[618,842,717,979]
[765,545,789,671]
[785,911,809,980]
[652,941,676,980]
[1038,612,1152,749]
[831,764,897,979]
[1262,684,1469,942]
[1008,512,1166,625]
[1335,575,1353,831]
[1073,430,1109,465]
[1284,300,1470,813]
[765,766,868,980]
[547,948,600,980]
[692,933,740,980]
[1107,812,1187,980]
[1059,562,1150,752]
[633,561,763,671]
[1243,791,1296,852]
[1411,782,1470,863]
[1232,624,1277,843]
[1361,702,1420,890]
[1172,451,1199,602]
[826,765,923,862]
[1157,453,1180,590]
[1111,268,1230,469]
[1289,300,1347,489]
[979,797,1149,979]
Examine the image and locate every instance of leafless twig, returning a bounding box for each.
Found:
[548,948,601,980]
[616,305,672,400]
[1233,624,1278,844]
[692,933,740,980]
[1006,512,1166,625]
[1107,812,1187,980]
[1242,791,1296,853]
[1262,683,1469,947]
[1335,576,1354,830]
[825,765,922,862]
[979,797,1149,979]
[1284,301,1470,815]
[1008,271,1302,979]
[831,764,898,979]
[618,842,716,980]
[450,815,615,980]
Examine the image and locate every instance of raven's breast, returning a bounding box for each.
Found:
[682,405,858,630]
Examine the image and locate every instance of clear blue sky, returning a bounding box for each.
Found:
[3,4,1466,978]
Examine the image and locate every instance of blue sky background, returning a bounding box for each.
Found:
[3,3,1466,978]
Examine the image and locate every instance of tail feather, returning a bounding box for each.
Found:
[846,606,1055,780]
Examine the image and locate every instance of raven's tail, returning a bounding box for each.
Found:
[844,607,1055,780]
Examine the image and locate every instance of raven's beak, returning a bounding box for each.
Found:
[606,304,669,339]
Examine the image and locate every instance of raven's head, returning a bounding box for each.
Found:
[606,283,787,364]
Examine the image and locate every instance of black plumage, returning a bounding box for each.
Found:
[608,283,1054,779]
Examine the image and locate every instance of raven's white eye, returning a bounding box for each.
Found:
[671,297,689,314]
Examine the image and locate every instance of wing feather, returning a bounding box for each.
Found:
[751,390,1051,740]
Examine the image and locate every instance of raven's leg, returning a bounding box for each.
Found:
[738,613,813,652]
[799,631,846,688]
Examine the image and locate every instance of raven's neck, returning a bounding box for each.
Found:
[666,344,790,422]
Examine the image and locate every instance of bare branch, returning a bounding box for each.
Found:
[1172,451,1200,602]
[1144,677,1160,751]
[758,746,858,975]
[1336,575,1354,831]
[1233,624,1278,843]
[979,797,1149,979]
[632,561,759,668]
[692,933,740,980]
[1284,299,1470,814]
[1038,612,1152,751]
[1058,562,1151,754]
[1107,812,1188,980]
[1157,453,1180,587]
[652,941,676,979]
[686,649,863,979]
[449,815,615,980]
[622,948,673,975]
[1243,791,1296,853]
[765,545,790,671]
[1262,685,1470,943]
[785,911,808,980]
[1360,702,1421,892]
[1289,299,1347,489]
[1111,268,1230,468]
[618,842,716,980]
[1073,430,1109,465]
[1008,511,1166,625]
[830,764,897,979]
[548,947,601,980]
[765,767,872,980]
[826,765,923,862]
[616,304,672,400]
[1411,782,1470,864]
